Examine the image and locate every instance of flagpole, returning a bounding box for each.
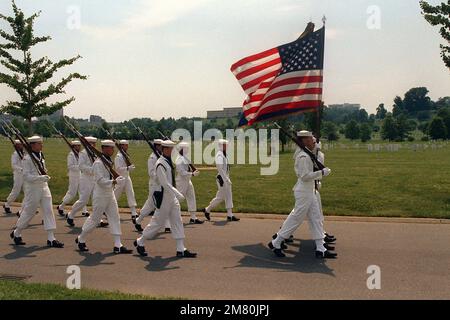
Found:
[316,15,327,141]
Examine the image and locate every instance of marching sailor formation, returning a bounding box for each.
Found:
[3,130,337,260]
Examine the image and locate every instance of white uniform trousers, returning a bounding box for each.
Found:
[6,172,23,207]
[68,175,94,218]
[141,195,185,241]
[114,176,137,210]
[307,191,326,239]
[137,185,170,228]
[277,192,323,241]
[15,183,56,233]
[81,195,122,237]
[206,180,233,211]
[60,174,80,209]
[177,180,196,212]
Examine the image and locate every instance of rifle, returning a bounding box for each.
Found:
[130,121,161,158]
[274,122,325,170]
[49,123,79,159]
[63,118,120,180]
[157,130,197,172]
[101,127,132,167]
[2,121,47,175]
[1,124,24,160]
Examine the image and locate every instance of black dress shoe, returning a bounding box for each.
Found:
[16,211,21,217]
[324,243,335,251]
[113,246,133,254]
[227,216,240,222]
[57,206,64,217]
[189,218,204,224]
[10,231,26,245]
[268,242,286,257]
[202,208,210,221]
[47,239,64,248]
[132,215,137,224]
[281,242,288,250]
[176,250,197,258]
[164,228,171,233]
[82,212,90,217]
[66,215,75,227]
[316,250,338,259]
[98,221,109,228]
[285,235,294,244]
[133,240,147,257]
[135,223,143,232]
[75,238,89,252]
[3,205,12,214]
[324,235,336,243]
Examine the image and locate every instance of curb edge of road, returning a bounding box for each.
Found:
[3,201,449,225]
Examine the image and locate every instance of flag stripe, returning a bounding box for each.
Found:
[236,57,282,80]
[230,48,279,72]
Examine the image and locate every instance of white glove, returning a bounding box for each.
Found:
[174,189,185,201]
[192,170,200,177]
[322,168,331,177]
[128,165,136,171]
[226,178,232,185]
[40,175,51,182]
[116,176,126,183]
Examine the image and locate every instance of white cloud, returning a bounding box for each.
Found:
[82,0,212,39]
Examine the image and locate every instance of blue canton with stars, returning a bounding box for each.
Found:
[278,27,325,75]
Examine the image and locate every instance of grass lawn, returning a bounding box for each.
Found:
[0,280,179,300]
[1,138,449,218]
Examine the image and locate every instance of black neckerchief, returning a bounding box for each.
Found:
[163,155,176,187]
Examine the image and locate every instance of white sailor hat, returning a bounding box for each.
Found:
[217,139,229,145]
[14,139,22,145]
[161,140,176,147]
[71,140,81,146]
[297,130,313,137]
[85,136,97,143]
[153,139,163,145]
[27,135,43,143]
[119,139,129,145]
[101,139,115,147]
[177,142,190,149]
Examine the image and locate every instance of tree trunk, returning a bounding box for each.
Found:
[27,118,33,136]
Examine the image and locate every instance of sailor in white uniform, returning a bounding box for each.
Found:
[135,139,170,232]
[203,139,239,222]
[134,140,197,258]
[269,131,336,259]
[4,140,24,216]
[57,140,85,217]
[76,140,132,254]
[175,142,203,224]
[10,136,64,248]
[113,140,138,221]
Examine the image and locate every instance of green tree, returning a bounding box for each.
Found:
[393,87,433,117]
[376,103,387,119]
[381,115,398,141]
[420,1,450,68]
[428,117,448,140]
[359,123,372,142]
[344,120,360,140]
[0,1,86,134]
[436,107,450,138]
[321,121,339,141]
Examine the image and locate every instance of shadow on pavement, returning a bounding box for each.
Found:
[229,240,335,276]
[135,255,180,272]
[3,245,51,260]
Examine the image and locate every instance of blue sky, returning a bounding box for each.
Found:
[0,0,449,121]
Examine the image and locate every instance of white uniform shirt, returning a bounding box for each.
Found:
[11,151,23,173]
[155,156,183,200]
[115,152,131,178]
[79,149,95,177]
[215,150,231,184]
[148,153,158,187]
[93,158,114,198]
[293,149,323,194]
[67,151,80,177]
[22,152,49,188]
[175,155,193,184]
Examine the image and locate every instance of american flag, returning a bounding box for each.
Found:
[231,27,325,127]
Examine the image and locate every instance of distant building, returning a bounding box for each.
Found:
[207,107,242,119]
[89,115,104,124]
[328,103,361,110]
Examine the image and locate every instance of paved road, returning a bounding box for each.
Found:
[1,204,449,299]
